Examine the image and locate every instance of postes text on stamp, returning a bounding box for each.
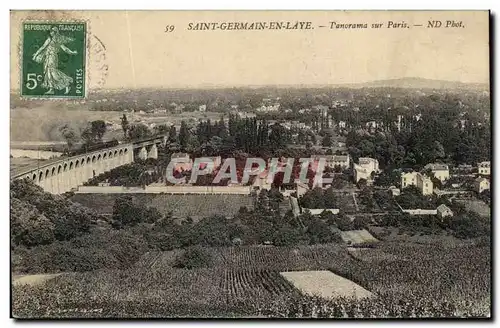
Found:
[21,22,86,98]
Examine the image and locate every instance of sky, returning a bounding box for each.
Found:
[10,10,490,89]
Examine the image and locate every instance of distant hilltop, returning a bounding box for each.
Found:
[349,77,489,91]
[10,77,490,93]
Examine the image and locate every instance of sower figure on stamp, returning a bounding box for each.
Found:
[32,26,78,95]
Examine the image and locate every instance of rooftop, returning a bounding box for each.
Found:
[437,204,452,212]
[310,155,349,162]
[359,157,378,164]
[172,152,190,159]
[425,163,449,171]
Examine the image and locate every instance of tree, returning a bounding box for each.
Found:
[306,218,336,244]
[449,212,490,239]
[11,179,93,242]
[336,213,354,231]
[59,124,77,154]
[11,198,55,247]
[128,124,152,140]
[331,175,347,189]
[324,187,336,208]
[320,210,336,224]
[111,195,143,228]
[352,216,366,230]
[359,139,375,157]
[273,226,301,246]
[168,125,177,143]
[300,187,325,209]
[92,120,107,141]
[173,246,212,269]
[322,133,333,147]
[268,187,284,213]
[81,120,107,145]
[269,123,289,151]
[179,121,190,150]
[373,170,400,187]
[121,114,130,138]
[431,141,446,161]
[146,232,175,251]
[357,178,368,189]
[154,124,169,135]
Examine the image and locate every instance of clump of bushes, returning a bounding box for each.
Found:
[11,179,99,246]
[173,246,212,269]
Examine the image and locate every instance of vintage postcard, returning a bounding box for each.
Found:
[10,10,491,319]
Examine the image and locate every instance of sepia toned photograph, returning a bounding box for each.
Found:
[10,10,491,319]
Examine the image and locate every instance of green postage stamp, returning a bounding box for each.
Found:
[21,22,86,98]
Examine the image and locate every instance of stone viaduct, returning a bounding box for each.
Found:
[11,136,166,194]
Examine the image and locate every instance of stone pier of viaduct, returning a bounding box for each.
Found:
[11,136,165,194]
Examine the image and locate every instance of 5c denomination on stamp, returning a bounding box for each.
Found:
[21,22,86,98]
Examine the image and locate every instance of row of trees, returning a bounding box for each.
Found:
[163,115,293,157]
[59,116,168,156]
[346,120,490,170]
[377,207,490,239]
[83,160,164,187]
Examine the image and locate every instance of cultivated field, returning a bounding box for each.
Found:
[12,240,491,318]
[138,244,351,272]
[334,193,358,213]
[71,193,254,219]
[340,229,379,246]
[281,270,373,300]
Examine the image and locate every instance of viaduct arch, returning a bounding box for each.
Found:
[11,136,166,194]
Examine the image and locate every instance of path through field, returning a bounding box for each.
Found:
[12,274,62,287]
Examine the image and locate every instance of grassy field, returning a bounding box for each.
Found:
[11,105,225,143]
[456,199,491,218]
[10,157,43,173]
[71,193,254,219]
[12,240,490,318]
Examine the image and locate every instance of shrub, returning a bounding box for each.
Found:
[145,232,176,251]
[306,218,336,244]
[173,246,212,269]
[11,198,55,247]
[12,228,149,274]
[273,226,302,246]
[11,180,94,242]
[449,213,490,239]
[336,214,354,231]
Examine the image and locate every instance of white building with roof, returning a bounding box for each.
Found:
[424,163,450,182]
[474,177,490,193]
[437,204,454,218]
[478,161,490,176]
[353,157,380,183]
[310,154,350,170]
[401,171,434,195]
